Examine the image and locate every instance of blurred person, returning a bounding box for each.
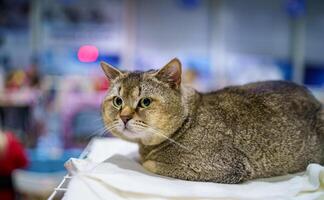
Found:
[25,60,41,89]
[0,129,28,200]
[4,70,26,91]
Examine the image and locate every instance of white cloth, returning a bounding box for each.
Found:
[63,138,324,200]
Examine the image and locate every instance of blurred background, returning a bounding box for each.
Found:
[0,0,324,199]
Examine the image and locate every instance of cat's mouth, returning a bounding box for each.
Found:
[112,122,170,145]
[110,120,151,142]
[120,125,145,139]
[123,127,135,134]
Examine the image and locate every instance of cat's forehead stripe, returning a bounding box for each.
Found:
[117,72,144,100]
[118,86,121,96]
[131,87,140,98]
[111,71,157,100]
[138,85,142,96]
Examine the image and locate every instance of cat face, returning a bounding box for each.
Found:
[101,58,186,145]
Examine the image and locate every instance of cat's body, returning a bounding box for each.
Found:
[140,81,324,183]
[101,58,324,183]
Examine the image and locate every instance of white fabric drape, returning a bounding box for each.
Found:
[63,138,324,200]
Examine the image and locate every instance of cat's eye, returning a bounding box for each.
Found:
[139,97,152,108]
[112,96,123,108]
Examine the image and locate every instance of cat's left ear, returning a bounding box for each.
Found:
[100,61,123,81]
[154,58,182,89]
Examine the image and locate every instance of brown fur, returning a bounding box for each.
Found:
[101,58,324,183]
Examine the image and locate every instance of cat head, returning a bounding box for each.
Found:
[101,58,186,145]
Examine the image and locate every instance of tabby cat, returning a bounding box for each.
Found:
[101,58,324,183]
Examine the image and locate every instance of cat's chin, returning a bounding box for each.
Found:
[112,126,169,145]
[122,129,143,138]
[120,130,168,146]
[119,129,148,142]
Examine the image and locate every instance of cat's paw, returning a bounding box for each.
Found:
[142,160,158,173]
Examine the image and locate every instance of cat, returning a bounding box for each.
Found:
[101,58,324,183]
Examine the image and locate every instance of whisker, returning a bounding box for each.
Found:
[150,129,191,151]
[85,121,119,140]
[84,126,107,140]
[133,122,191,151]
[105,124,119,132]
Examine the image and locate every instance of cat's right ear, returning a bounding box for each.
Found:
[154,58,182,89]
[100,61,123,81]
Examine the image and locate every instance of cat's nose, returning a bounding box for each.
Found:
[120,106,134,125]
[121,115,132,124]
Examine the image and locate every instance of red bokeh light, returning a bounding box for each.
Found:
[77,45,99,62]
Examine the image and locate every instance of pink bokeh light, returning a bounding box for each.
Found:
[77,45,99,62]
